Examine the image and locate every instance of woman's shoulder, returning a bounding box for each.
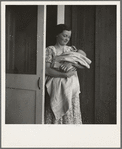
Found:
[46,46,56,54]
[46,45,55,50]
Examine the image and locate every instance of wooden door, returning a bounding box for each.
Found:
[46,5,57,47]
[65,5,116,124]
[95,6,116,124]
[6,5,45,124]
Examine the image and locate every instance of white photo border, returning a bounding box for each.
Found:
[1,1,121,148]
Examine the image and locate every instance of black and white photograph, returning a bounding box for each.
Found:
[1,1,121,148]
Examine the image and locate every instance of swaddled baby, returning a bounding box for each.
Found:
[51,46,92,72]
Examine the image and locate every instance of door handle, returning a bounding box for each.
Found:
[38,77,41,90]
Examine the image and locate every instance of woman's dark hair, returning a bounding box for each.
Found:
[54,24,71,36]
[46,24,71,46]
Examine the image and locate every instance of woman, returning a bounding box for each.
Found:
[45,24,83,124]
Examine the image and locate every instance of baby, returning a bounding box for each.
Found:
[51,46,92,72]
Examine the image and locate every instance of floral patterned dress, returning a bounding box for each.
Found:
[45,46,82,124]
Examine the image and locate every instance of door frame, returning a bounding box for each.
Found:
[36,5,46,124]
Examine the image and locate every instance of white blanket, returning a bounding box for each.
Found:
[52,51,92,69]
[46,51,92,120]
[46,73,80,120]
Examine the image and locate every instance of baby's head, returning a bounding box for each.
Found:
[71,45,86,56]
[77,49,86,56]
[71,46,77,52]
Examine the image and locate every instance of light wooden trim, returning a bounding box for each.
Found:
[57,5,65,24]
[36,5,46,124]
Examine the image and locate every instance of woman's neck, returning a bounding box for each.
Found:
[54,43,66,51]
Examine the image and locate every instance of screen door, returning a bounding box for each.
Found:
[6,5,45,124]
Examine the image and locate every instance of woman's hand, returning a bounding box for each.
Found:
[60,62,76,72]
[46,62,75,78]
[46,62,76,78]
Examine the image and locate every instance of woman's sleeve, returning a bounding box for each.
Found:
[45,47,53,63]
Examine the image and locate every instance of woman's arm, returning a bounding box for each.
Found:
[60,62,85,72]
[46,62,76,78]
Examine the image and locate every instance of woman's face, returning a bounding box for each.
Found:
[56,30,71,46]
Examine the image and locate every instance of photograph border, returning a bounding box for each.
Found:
[1,0,121,148]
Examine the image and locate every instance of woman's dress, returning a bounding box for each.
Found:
[45,46,82,124]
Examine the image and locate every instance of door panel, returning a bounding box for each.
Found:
[6,6,37,74]
[6,89,36,124]
[95,6,116,124]
[46,5,57,47]
[6,5,45,124]
[6,74,37,89]
[15,19,37,74]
